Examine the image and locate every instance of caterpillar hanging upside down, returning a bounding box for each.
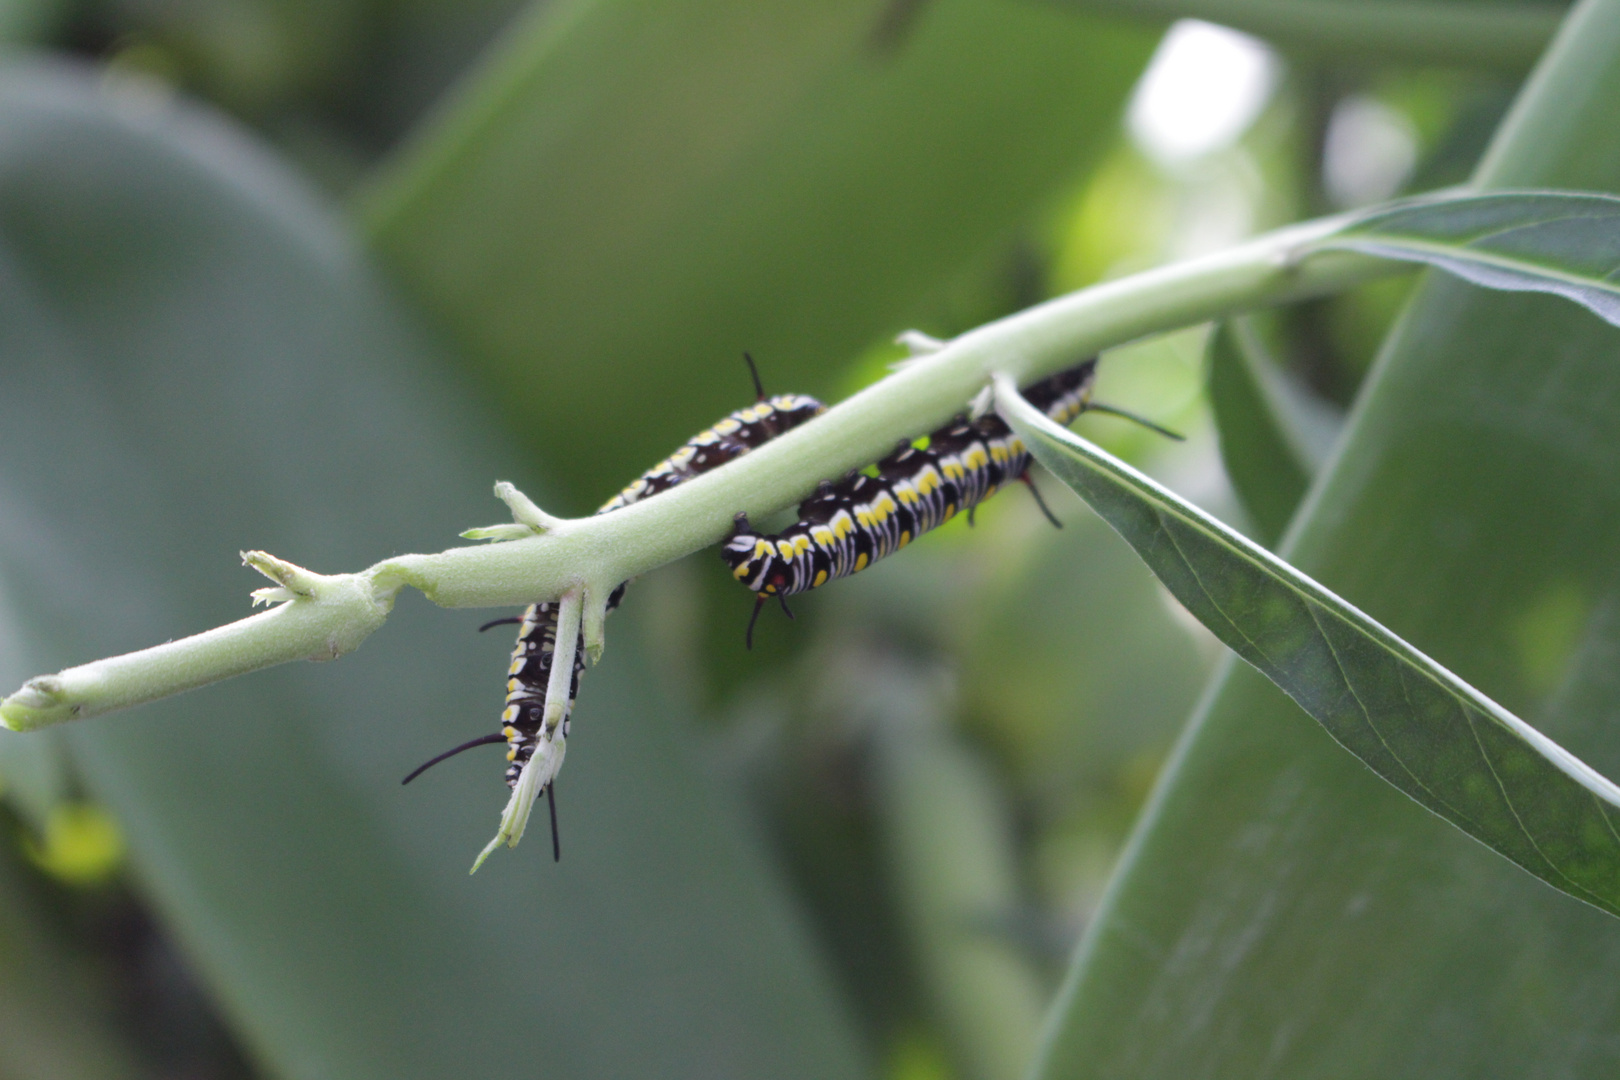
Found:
[403,357,825,865]
[722,358,1181,646]
[407,353,1172,869]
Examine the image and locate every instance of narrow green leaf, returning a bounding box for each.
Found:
[999,379,1620,917]
[1204,320,1313,545]
[1033,0,1620,1072]
[1323,190,1620,326]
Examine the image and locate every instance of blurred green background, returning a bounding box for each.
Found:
[0,0,1598,1077]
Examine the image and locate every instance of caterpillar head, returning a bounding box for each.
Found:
[767,394,827,431]
[1023,358,1098,424]
[723,513,787,595]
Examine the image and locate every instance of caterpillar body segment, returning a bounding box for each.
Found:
[497,599,586,787]
[496,391,825,788]
[599,393,827,513]
[722,360,1099,626]
[403,363,827,864]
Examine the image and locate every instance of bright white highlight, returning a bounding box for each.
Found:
[1127,21,1279,165]
[1323,95,1420,208]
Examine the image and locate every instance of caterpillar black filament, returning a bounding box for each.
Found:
[405,357,825,861]
[723,360,1124,646]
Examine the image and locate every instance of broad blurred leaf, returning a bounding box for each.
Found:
[106,0,372,115]
[0,0,68,44]
[742,428,1213,1055]
[863,658,1046,1080]
[1326,190,1620,325]
[1205,320,1313,544]
[1002,383,1620,917]
[952,503,1210,806]
[0,840,147,1080]
[828,486,1211,811]
[350,0,531,147]
[1035,0,1620,1073]
[0,60,866,1080]
[0,565,69,826]
[360,0,1156,510]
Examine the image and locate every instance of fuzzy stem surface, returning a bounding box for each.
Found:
[0,218,1398,731]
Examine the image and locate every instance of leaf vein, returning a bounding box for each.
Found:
[1305,605,1441,806]
[1157,515,1282,672]
[1460,704,1601,902]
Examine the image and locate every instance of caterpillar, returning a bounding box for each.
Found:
[722,358,1177,645]
[404,357,825,860]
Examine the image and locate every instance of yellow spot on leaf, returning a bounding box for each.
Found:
[1511,580,1590,696]
[25,803,123,887]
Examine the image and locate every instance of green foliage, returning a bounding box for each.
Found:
[4,0,1620,1078]
[1006,374,1620,918]
[0,838,144,1080]
[0,59,861,1080]
[1205,319,1314,543]
[867,664,1047,1080]
[360,0,1156,509]
[1329,190,1620,324]
[1036,0,1620,1073]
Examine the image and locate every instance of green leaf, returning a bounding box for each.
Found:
[0,0,70,45]
[1034,0,1620,1073]
[0,844,149,1080]
[1001,381,1620,916]
[359,0,1156,510]
[0,59,865,1079]
[1204,320,1314,545]
[863,661,1046,1080]
[1323,190,1620,326]
[0,571,70,827]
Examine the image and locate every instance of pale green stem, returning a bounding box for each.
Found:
[1054,0,1563,70]
[0,553,392,730]
[0,215,1401,733]
[542,598,580,731]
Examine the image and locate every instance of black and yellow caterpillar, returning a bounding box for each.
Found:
[404,362,824,859]
[410,354,1168,862]
[722,360,1100,644]
[493,388,824,784]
